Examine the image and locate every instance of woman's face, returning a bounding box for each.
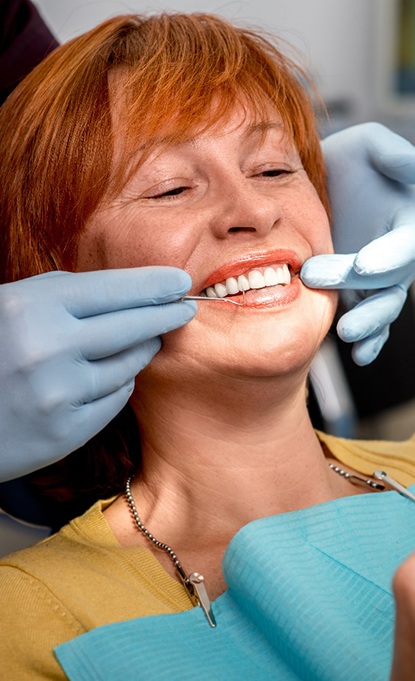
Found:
[76,105,337,382]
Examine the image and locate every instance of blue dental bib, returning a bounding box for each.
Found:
[55,487,415,680]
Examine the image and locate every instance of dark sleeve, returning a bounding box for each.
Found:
[0,0,59,105]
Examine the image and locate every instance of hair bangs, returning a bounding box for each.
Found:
[0,11,329,285]
[105,14,325,204]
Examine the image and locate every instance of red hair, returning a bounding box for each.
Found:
[0,13,329,521]
[0,12,328,284]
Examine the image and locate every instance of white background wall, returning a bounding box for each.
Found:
[33,0,392,137]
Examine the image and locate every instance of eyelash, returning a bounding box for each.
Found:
[259,169,295,178]
[152,186,191,199]
[149,169,296,199]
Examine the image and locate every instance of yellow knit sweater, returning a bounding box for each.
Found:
[1,431,415,681]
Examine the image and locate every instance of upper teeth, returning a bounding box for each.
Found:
[204,264,291,298]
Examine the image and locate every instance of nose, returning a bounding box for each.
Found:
[208,175,283,240]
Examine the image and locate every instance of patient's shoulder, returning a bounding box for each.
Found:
[0,497,116,570]
[0,560,85,681]
[0,496,192,633]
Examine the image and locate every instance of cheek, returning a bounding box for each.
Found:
[291,187,333,256]
[315,218,333,255]
[75,204,204,270]
[306,215,332,255]
[75,227,106,271]
[75,210,196,271]
[75,232,146,271]
[318,217,333,253]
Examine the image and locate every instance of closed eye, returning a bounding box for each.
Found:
[152,186,190,198]
[258,169,296,178]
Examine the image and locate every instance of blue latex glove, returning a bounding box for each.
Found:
[301,123,415,365]
[0,267,196,481]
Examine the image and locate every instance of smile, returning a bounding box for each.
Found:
[201,264,291,298]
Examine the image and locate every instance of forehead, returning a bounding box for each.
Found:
[177,116,299,166]
[107,78,299,194]
[113,89,293,152]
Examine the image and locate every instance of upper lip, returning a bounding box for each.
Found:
[199,249,303,291]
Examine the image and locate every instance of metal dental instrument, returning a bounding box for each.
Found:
[186,573,217,628]
[181,290,246,306]
[373,470,415,503]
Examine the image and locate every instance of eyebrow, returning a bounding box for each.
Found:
[186,120,283,150]
[241,121,283,139]
[136,121,283,154]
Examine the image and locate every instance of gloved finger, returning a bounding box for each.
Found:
[22,336,160,417]
[301,254,355,288]
[336,286,407,342]
[54,380,137,459]
[58,267,193,317]
[354,211,415,275]
[80,338,162,403]
[301,254,384,289]
[27,270,70,281]
[350,326,391,367]
[301,253,409,290]
[368,124,415,184]
[74,382,136,443]
[79,300,197,360]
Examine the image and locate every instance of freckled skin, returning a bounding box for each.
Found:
[76,106,337,384]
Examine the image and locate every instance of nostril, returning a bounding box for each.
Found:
[228,226,257,232]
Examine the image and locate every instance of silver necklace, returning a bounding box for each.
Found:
[329,464,415,501]
[125,467,415,628]
[125,477,216,628]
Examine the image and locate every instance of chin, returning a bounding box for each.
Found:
[150,287,337,386]
[222,289,337,375]
[220,329,326,379]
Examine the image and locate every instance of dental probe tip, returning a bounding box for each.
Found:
[181,290,246,306]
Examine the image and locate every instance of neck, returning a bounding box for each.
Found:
[128,369,343,548]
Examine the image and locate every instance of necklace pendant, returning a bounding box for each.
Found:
[373,471,415,503]
[185,572,217,628]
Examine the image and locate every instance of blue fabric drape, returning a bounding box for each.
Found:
[56,487,415,680]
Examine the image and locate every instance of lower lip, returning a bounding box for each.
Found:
[216,277,301,309]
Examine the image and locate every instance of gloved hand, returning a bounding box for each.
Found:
[301,122,415,366]
[0,267,196,481]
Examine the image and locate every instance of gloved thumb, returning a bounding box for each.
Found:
[354,208,415,275]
